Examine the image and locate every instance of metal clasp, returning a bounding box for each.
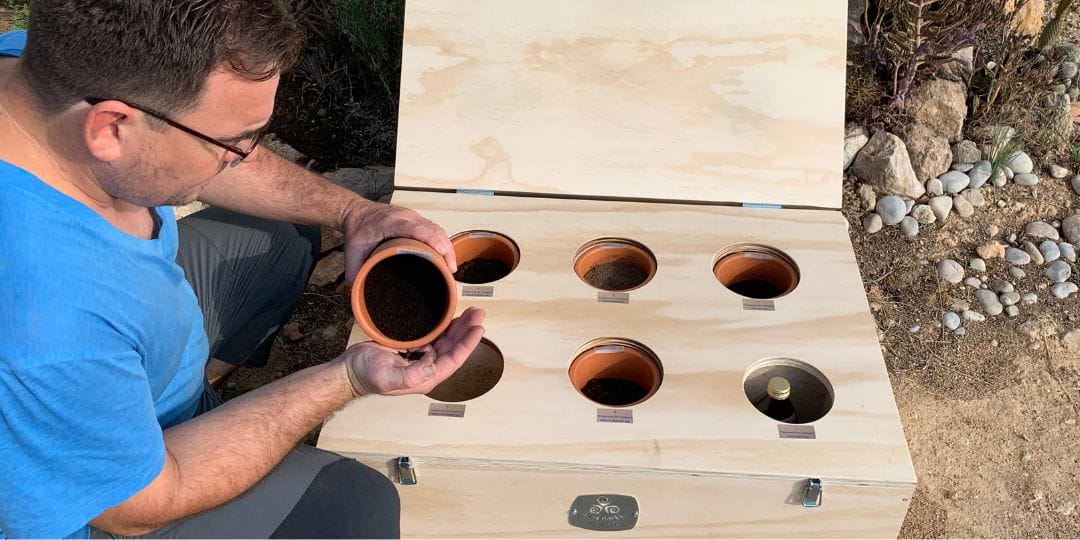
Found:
[802,478,822,507]
[396,457,417,485]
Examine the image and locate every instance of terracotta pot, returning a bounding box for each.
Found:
[712,247,800,299]
[572,238,657,292]
[351,238,458,349]
[568,339,663,407]
[450,231,520,283]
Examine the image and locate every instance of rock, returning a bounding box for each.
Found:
[1008,233,1018,244]
[989,278,1015,294]
[992,171,1008,187]
[940,171,971,194]
[281,322,304,342]
[964,277,982,288]
[904,198,915,214]
[843,125,870,170]
[1051,282,1078,299]
[907,78,967,142]
[1006,151,1034,174]
[324,167,395,202]
[1014,173,1039,186]
[1047,260,1072,283]
[953,194,975,218]
[1072,175,1080,196]
[851,132,926,198]
[1053,83,1068,95]
[875,196,907,226]
[1046,163,1070,179]
[857,183,877,211]
[952,140,982,164]
[963,310,986,322]
[1063,215,1080,244]
[1010,267,1027,279]
[1023,293,1038,305]
[930,196,953,222]
[976,289,1005,316]
[1006,305,1020,317]
[262,134,307,164]
[1006,247,1032,265]
[1003,165,1015,180]
[952,163,974,172]
[954,326,967,336]
[1019,317,1059,341]
[1025,221,1060,240]
[1056,501,1077,517]
[903,124,953,181]
[937,259,965,284]
[939,46,974,82]
[1000,291,1021,306]
[320,325,339,340]
[308,251,346,287]
[911,205,936,224]
[1072,87,1080,101]
[926,178,944,197]
[1051,93,1074,139]
[900,217,919,237]
[978,241,1007,259]
[943,311,961,331]
[1008,0,1046,37]
[1022,241,1045,265]
[1064,329,1080,350]
[862,213,884,234]
[948,297,971,311]
[962,188,986,207]
[1040,240,1062,263]
[967,161,992,188]
[969,258,987,272]
[1061,242,1077,262]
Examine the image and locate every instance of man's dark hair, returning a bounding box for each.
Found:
[20,0,304,117]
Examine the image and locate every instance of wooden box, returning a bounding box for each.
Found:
[316,1,916,537]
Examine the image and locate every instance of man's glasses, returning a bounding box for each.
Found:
[85,97,263,168]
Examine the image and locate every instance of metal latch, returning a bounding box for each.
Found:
[396,457,417,485]
[802,478,822,507]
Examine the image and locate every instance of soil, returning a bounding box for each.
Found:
[727,278,784,299]
[363,254,447,342]
[399,350,426,361]
[454,258,511,284]
[581,377,647,407]
[583,260,648,291]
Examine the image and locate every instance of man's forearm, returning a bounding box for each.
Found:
[197,145,376,230]
[91,361,358,535]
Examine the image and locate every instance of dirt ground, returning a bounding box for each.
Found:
[3,5,1079,538]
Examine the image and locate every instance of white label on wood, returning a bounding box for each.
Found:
[455,189,495,196]
[597,409,633,424]
[742,299,776,311]
[428,403,466,418]
[598,292,630,304]
[462,285,494,298]
[396,248,434,262]
[777,424,816,439]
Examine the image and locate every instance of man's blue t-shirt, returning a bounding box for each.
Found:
[0,31,210,539]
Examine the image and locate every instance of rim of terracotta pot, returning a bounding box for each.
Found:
[572,238,658,292]
[712,244,800,299]
[351,238,458,350]
[450,230,521,284]
[568,338,663,408]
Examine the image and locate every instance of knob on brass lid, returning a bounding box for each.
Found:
[767,376,791,400]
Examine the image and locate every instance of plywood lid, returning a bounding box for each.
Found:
[394,0,848,208]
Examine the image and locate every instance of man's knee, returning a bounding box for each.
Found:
[271,458,401,539]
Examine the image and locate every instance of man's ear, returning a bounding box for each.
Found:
[83,100,135,162]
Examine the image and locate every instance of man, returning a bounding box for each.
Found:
[0,1,486,538]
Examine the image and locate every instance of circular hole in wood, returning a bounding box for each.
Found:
[568,339,663,407]
[573,238,657,292]
[451,230,521,284]
[743,358,834,424]
[713,244,800,299]
[426,338,504,403]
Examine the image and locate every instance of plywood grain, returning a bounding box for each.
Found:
[319,191,915,486]
[394,0,848,208]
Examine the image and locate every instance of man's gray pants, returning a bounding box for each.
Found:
[92,207,400,539]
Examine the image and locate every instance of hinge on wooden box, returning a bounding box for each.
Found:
[456,188,495,196]
[802,478,822,507]
[741,202,783,209]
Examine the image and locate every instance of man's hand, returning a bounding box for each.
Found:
[341,200,458,285]
[342,307,486,397]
